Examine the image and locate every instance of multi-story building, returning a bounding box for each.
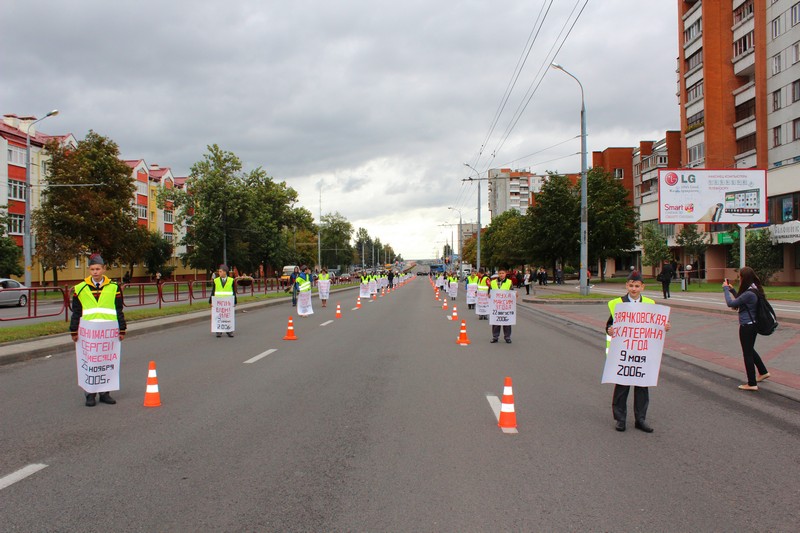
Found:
[677,0,799,283]
[487,168,531,218]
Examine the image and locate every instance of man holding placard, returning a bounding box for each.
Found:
[70,254,127,407]
[489,269,515,343]
[209,264,237,338]
[317,268,331,307]
[602,270,671,433]
[296,265,314,317]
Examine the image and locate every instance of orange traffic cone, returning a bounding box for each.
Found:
[498,376,517,429]
[448,306,458,321]
[335,303,342,319]
[456,320,471,345]
[143,360,161,407]
[442,298,448,311]
[356,296,362,309]
[372,293,377,300]
[434,290,439,300]
[283,316,298,340]
[380,287,385,297]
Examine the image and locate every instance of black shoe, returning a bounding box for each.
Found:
[490,338,498,343]
[85,394,97,407]
[216,333,222,338]
[226,332,234,338]
[505,339,512,344]
[615,420,626,432]
[98,392,116,405]
[635,421,654,433]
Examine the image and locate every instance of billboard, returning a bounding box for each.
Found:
[658,169,767,224]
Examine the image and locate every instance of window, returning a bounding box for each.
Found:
[40,161,48,177]
[737,133,757,153]
[136,181,148,196]
[734,0,754,24]
[684,19,701,44]
[772,17,782,39]
[773,89,782,111]
[688,143,705,164]
[774,125,783,147]
[793,3,800,26]
[137,205,147,219]
[794,118,800,141]
[7,214,24,235]
[164,210,173,223]
[8,180,26,201]
[773,53,782,75]
[75,256,81,268]
[687,110,704,129]
[734,31,754,58]
[794,43,800,64]
[686,50,703,71]
[686,80,704,102]
[614,168,624,179]
[164,232,173,244]
[6,145,25,167]
[736,99,756,121]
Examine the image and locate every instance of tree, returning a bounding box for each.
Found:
[38,132,136,264]
[676,224,709,264]
[353,227,372,267]
[461,234,477,266]
[586,167,638,281]
[728,229,783,284]
[117,226,151,280]
[143,231,174,277]
[482,210,526,269]
[524,173,579,271]
[320,212,354,269]
[32,210,82,286]
[640,224,672,268]
[0,210,23,278]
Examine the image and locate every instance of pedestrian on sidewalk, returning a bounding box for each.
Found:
[605,270,671,433]
[658,259,674,299]
[722,267,770,391]
[523,268,531,295]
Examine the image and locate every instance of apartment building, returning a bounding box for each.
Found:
[678,0,800,283]
[487,168,532,217]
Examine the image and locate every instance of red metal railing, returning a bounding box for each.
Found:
[0,286,70,322]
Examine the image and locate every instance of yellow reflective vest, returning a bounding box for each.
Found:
[74,279,118,322]
[605,295,655,353]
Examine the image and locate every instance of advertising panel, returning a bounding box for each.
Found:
[658,169,767,224]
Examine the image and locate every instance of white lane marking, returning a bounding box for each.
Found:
[0,463,48,490]
[486,395,518,434]
[351,307,359,311]
[320,320,334,327]
[244,349,277,364]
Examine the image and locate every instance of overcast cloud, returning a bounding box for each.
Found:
[2,0,679,259]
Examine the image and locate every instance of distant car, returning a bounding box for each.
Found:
[338,272,352,282]
[0,278,28,307]
[416,271,427,276]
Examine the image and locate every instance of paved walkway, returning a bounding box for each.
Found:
[521,280,800,402]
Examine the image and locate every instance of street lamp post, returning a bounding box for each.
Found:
[448,206,463,277]
[550,63,589,296]
[463,163,482,273]
[24,109,59,287]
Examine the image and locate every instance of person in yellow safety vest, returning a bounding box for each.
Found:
[466,272,479,309]
[489,269,514,343]
[318,267,330,307]
[448,272,458,300]
[296,265,313,315]
[476,269,490,320]
[209,263,237,338]
[69,253,126,407]
[605,270,671,433]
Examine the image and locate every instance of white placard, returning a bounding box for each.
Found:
[658,169,767,224]
[466,283,478,305]
[359,283,370,298]
[476,290,490,315]
[211,296,235,332]
[448,282,458,298]
[298,290,314,316]
[318,279,331,300]
[76,319,121,393]
[489,289,516,325]
[602,303,671,387]
[368,280,377,295]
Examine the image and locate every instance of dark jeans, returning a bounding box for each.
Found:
[492,325,512,341]
[292,286,298,306]
[525,284,530,295]
[739,324,768,386]
[661,280,671,298]
[612,384,649,423]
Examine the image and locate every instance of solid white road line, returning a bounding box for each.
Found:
[486,395,518,434]
[320,320,334,326]
[244,349,277,364]
[0,463,48,490]
[351,307,359,311]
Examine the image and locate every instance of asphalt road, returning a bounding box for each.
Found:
[1,278,799,531]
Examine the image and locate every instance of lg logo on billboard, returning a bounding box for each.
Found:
[664,171,696,185]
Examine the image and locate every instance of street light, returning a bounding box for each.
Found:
[463,163,482,273]
[448,206,463,277]
[550,62,589,296]
[24,109,59,287]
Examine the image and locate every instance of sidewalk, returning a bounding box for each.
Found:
[521,280,800,402]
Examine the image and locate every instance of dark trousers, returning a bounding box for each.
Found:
[661,280,671,298]
[525,284,530,295]
[492,325,512,341]
[612,384,649,423]
[739,324,768,386]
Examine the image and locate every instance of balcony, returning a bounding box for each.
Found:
[733,49,755,77]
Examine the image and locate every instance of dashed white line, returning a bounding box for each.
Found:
[320,320,334,326]
[0,463,48,490]
[486,395,518,434]
[244,349,277,364]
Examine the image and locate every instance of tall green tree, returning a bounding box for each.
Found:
[0,210,23,278]
[728,228,783,284]
[482,210,526,269]
[524,173,579,270]
[640,224,672,268]
[37,132,136,264]
[353,227,372,267]
[143,231,175,276]
[320,212,354,269]
[676,224,709,263]
[586,167,638,281]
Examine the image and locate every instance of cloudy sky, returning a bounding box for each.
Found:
[2,0,679,259]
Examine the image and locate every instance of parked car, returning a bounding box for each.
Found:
[338,272,352,282]
[0,278,28,307]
